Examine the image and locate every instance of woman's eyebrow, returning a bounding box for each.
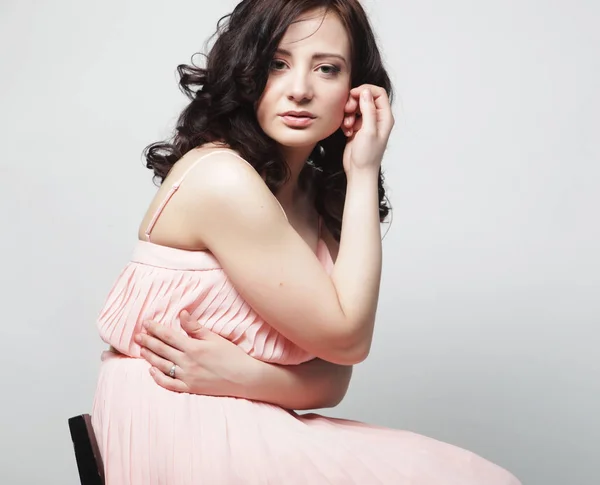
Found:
[275,48,348,66]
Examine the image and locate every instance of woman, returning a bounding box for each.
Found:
[92,0,521,483]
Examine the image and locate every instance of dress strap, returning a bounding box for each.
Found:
[144,150,287,241]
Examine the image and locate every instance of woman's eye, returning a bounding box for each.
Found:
[270,60,287,70]
[269,60,341,76]
[318,64,341,76]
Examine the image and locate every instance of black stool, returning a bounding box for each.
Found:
[68,414,105,485]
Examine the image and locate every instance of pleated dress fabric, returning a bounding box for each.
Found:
[91,151,520,484]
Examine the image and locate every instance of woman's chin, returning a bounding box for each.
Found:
[269,128,338,148]
[270,134,320,148]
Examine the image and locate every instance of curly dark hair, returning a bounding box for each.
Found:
[144,0,393,241]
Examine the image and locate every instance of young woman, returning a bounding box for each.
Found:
[92,0,520,483]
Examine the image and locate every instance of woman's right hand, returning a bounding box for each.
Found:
[137,311,353,410]
[341,84,394,176]
[136,311,261,397]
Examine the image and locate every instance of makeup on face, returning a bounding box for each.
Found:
[255,9,351,147]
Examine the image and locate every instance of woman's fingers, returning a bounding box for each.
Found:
[371,89,394,131]
[347,84,394,135]
[349,84,389,114]
[349,84,386,98]
[179,311,214,340]
[148,367,189,393]
[136,329,183,364]
[144,321,188,351]
[350,115,363,135]
[344,94,358,114]
[140,346,174,375]
[358,89,377,135]
[343,93,359,136]
[344,84,385,136]
[355,85,393,129]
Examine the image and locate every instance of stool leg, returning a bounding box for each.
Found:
[68,414,105,485]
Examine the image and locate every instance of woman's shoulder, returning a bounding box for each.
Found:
[169,145,265,199]
[167,143,254,182]
[137,143,268,246]
[165,144,278,219]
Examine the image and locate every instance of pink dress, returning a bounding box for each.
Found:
[91,151,520,484]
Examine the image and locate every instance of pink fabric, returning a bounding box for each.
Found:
[92,240,520,484]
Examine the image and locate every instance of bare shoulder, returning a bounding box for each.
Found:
[138,145,277,248]
[172,147,287,245]
[175,147,274,209]
[168,146,257,184]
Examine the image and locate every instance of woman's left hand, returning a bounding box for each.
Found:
[341,84,394,174]
[135,310,258,396]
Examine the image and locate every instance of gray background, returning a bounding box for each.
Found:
[1,0,598,484]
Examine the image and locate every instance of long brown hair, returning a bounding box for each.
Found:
[144,0,393,241]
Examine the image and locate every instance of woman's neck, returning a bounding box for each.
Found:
[277,144,316,209]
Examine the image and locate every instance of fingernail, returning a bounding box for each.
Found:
[142,321,149,329]
[149,367,155,376]
[362,89,371,100]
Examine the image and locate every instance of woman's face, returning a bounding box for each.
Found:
[256,9,352,149]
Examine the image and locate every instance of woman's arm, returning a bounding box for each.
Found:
[173,86,393,365]
[242,356,352,410]
[136,315,352,410]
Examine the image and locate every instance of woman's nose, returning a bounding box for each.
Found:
[287,72,314,103]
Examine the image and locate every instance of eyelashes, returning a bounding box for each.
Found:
[269,60,287,71]
[269,59,342,77]
[318,64,341,76]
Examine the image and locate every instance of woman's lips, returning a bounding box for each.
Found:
[279,115,316,128]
